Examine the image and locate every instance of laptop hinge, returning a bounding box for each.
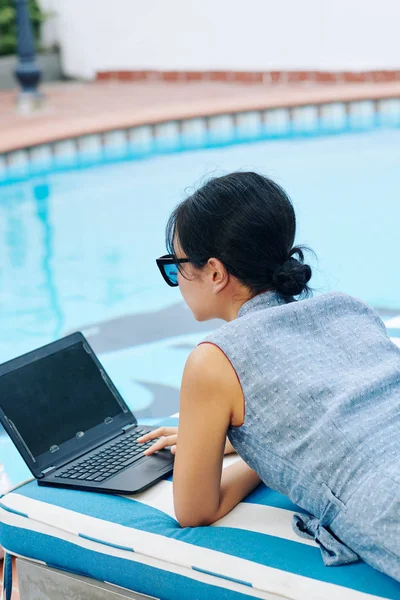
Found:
[41,466,56,477]
[122,423,136,433]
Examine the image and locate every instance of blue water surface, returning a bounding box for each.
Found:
[0,127,399,484]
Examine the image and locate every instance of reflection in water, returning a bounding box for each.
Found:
[0,180,62,362]
[0,181,63,440]
[33,182,64,340]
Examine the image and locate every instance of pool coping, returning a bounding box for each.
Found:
[1,81,400,155]
[1,80,400,185]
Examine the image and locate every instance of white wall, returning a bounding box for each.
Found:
[38,0,400,80]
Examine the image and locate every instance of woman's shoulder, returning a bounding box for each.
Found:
[203,290,385,343]
[313,291,383,316]
[299,291,388,336]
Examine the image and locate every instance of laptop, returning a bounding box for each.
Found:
[0,332,174,494]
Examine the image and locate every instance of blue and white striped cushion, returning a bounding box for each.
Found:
[1,416,400,600]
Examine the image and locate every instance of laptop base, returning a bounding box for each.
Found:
[40,448,173,494]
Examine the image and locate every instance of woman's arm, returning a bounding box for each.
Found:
[210,458,261,525]
[137,428,236,456]
[172,343,260,528]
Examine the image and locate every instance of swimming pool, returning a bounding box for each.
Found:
[1,127,400,484]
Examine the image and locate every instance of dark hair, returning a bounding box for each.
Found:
[166,172,313,298]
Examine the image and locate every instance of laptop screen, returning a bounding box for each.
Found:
[0,342,127,459]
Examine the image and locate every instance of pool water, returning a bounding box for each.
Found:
[1,127,399,484]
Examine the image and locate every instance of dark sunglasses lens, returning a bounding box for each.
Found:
[164,263,179,285]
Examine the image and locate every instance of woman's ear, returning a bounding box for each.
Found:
[207,258,229,293]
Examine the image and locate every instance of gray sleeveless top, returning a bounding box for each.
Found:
[204,290,400,565]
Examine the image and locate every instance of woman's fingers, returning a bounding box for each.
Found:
[136,427,178,456]
[143,435,178,456]
[137,427,178,443]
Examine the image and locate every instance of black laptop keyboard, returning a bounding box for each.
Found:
[56,429,157,483]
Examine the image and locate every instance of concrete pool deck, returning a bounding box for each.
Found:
[1,80,400,153]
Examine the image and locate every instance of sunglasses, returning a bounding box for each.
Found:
[156,254,190,287]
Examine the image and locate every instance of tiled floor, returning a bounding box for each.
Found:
[1,80,400,152]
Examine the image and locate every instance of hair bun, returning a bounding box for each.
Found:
[272,256,312,297]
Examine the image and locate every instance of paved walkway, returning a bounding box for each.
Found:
[1,80,400,153]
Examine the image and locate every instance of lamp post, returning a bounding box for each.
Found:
[14,0,43,112]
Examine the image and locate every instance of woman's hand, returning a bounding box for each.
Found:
[137,427,178,456]
[137,427,236,456]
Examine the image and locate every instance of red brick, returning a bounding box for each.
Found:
[96,71,112,81]
[251,72,263,83]
[234,72,252,83]
[234,71,262,83]
[162,72,181,82]
[343,71,368,83]
[186,71,205,81]
[315,71,337,83]
[287,71,310,83]
[117,71,134,81]
[270,71,282,83]
[210,71,228,82]
[371,70,397,83]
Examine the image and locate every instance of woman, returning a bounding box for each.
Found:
[137,172,400,581]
